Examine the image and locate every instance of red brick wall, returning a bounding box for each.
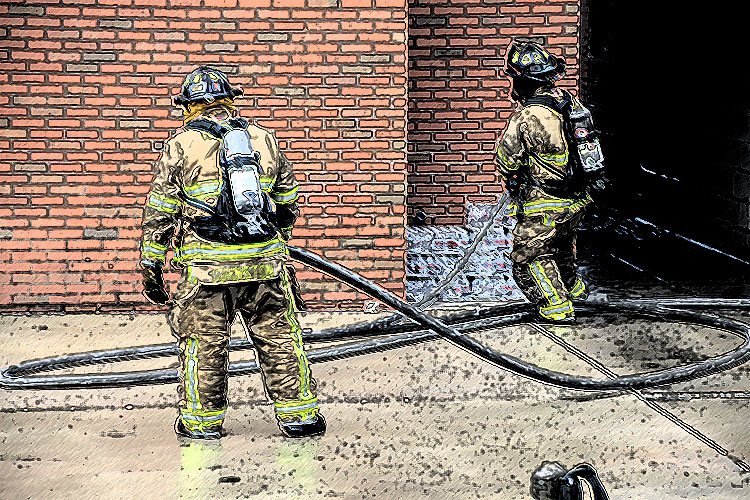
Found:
[0,0,408,312]
[407,0,581,224]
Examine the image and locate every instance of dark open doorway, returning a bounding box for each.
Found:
[579,0,750,296]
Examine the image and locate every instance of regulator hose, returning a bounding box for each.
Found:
[1,246,749,392]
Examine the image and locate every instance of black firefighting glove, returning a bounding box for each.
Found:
[274,204,298,242]
[586,171,611,202]
[279,228,293,242]
[274,205,297,233]
[141,263,169,305]
[503,173,523,199]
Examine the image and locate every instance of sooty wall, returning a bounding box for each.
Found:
[580,0,750,273]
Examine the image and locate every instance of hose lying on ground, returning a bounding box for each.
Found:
[1,245,749,391]
[0,304,530,389]
[290,246,750,391]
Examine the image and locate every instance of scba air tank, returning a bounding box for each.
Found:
[222,128,270,219]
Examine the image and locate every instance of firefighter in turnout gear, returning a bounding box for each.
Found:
[495,41,603,322]
[139,66,325,439]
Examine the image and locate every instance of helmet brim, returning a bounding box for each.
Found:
[173,91,241,108]
[504,56,566,82]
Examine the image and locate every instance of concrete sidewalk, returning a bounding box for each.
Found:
[0,307,748,499]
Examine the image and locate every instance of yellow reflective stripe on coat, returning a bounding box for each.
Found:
[174,238,288,263]
[147,192,181,214]
[535,150,569,168]
[142,240,168,263]
[183,180,221,199]
[260,177,275,193]
[271,185,299,204]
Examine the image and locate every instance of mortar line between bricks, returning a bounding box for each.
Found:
[529,323,750,474]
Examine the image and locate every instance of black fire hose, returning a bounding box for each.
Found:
[0,303,531,389]
[2,246,749,392]
[289,246,750,390]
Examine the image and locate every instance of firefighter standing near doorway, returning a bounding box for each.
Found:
[495,41,607,322]
[139,66,324,439]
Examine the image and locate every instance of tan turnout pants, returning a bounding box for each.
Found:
[167,268,318,434]
[510,205,588,320]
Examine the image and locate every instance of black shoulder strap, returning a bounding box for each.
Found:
[525,90,572,116]
[184,117,249,139]
[183,118,231,139]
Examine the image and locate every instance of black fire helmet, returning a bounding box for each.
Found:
[504,41,566,83]
[174,66,243,107]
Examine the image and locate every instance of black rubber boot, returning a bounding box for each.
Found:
[174,417,225,440]
[571,289,590,304]
[535,313,576,325]
[278,414,327,438]
[551,315,576,324]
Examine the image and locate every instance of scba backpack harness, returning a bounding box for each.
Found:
[183,117,278,244]
[524,90,607,198]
